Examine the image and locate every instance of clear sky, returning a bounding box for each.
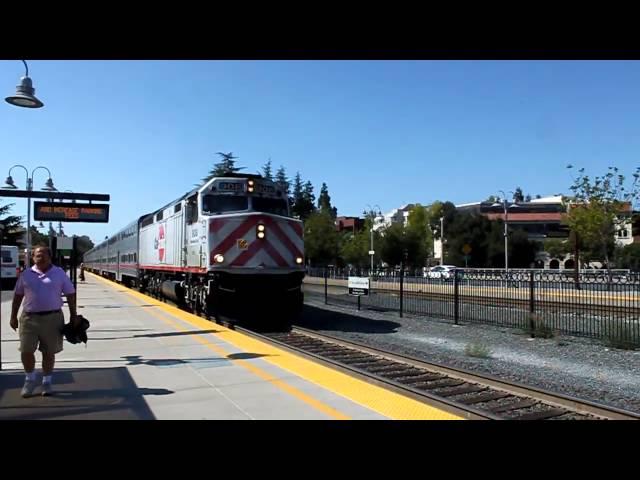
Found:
[2,60,640,245]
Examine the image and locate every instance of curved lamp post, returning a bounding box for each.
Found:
[492,190,519,272]
[5,60,44,109]
[363,204,382,273]
[2,165,57,267]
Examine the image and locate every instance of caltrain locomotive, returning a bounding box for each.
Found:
[84,174,305,329]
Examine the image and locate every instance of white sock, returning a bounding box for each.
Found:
[43,375,52,385]
[25,371,37,382]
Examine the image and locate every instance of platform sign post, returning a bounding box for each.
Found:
[348,276,369,311]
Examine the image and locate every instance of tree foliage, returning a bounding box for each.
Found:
[0,201,23,245]
[317,182,338,219]
[261,158,273,180]
[566,165,640,274]
[304,211,339,266]
[201,152,245,184]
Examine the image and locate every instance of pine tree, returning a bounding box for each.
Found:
[0,201,23,245]
[200,152,245,184]
[262,158,273,180]
[291,172,304,218]
[275,166,289,195]
[513,187,525,203]
[317,182,337,219]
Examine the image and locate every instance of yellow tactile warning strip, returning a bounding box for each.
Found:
[88,273,462,420]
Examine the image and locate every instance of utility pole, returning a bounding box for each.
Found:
[440,216,444,265]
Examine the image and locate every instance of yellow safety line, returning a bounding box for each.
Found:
[88,273,462,420]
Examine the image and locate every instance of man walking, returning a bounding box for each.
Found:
[9,245,78,397]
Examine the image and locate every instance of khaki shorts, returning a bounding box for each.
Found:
[19,310,65,355]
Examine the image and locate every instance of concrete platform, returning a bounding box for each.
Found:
[0,272,461,420]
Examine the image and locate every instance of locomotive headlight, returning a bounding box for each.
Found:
[257,231,265,239]
[248,180,255,192]
[214,254,225,263]
[296,257,303,264]
[257,225,265,232]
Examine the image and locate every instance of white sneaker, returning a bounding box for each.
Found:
[41,383,53,396]
[21,380,37,398]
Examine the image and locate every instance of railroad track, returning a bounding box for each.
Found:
[234,325,640,421]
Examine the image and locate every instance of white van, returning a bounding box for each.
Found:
[1,245,19,288]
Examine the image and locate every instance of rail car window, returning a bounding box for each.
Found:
[174,203,182,213]
[202,195,248,214]
[251,197,289,216]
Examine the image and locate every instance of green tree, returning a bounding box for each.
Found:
[379,223,406,267]
[76,235,95,260]
[304,211,339,266]
[262,158,273,180]
[200,152,245,184]
[292,180,316,221]
[275,166,289,194]
[340,219,376,268]
[0,201,23,245]
[406,204,430,264]
[544,238,571,259]
[509,229,541,268]
[317,182,338,219]
[615,243,640,270]
[566,165,640,278]
[513,187,524,203]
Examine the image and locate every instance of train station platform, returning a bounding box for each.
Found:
[0,272,461,420]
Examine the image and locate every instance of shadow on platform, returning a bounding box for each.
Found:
[0,367,166,420]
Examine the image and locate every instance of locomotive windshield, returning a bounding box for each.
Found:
[251,197,289,216]
[202,194,248,214]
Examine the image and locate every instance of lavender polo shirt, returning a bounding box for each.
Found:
[14,265,76,313]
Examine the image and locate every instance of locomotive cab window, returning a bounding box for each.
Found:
[251,197,289,216]
[202,195,248,214]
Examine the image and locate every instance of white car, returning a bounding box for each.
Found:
[424,265,459,280]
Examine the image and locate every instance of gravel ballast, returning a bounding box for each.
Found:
[298,292,640,414]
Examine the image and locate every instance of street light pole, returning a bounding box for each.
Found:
[440,216,444,265]
[492,190,518,273]
[499,190,509,273]
[3,165,56,268]
[364,204,382,274]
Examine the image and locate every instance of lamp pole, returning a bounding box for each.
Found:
[440,216,444,265]
[3,166,57,268]
[364,204,382,274]
[492,190,518,273]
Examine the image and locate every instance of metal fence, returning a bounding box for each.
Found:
[304,267,640,346]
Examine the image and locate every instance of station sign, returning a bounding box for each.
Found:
[33,202,110,223]
[348,276,370,296]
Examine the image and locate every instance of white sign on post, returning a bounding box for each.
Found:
[348,276,370,296]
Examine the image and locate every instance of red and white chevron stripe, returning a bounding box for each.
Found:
[209,214,304,268]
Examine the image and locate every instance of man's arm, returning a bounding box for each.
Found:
[10,294,24,330]
[66,293,78,325]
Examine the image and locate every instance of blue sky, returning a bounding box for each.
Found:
[1,60,640,244]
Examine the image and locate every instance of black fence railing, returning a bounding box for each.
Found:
[304,268,640,347]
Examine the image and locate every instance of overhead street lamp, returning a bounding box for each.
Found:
[363,204,382,273]
[2,165,57,267]
[5,60,44,109]
[492,190,519,273]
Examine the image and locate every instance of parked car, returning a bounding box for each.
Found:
[424,265,460,280]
